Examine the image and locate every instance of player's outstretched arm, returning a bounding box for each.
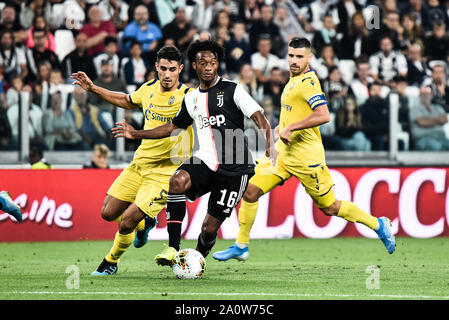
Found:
[279,104,330,145]
[112,119,180,140]
[70,71,136,110]
[250,111,277,164]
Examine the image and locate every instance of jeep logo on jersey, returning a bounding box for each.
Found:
[217,93,224,108]
[198,114,225,129]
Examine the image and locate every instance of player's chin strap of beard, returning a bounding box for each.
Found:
[196,233,216,258]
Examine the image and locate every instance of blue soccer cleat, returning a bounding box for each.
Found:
[376,217,396,254]
[134,216,157,248]
[91,259,118,276]
[212,243,249,261]
[0,191,22,222]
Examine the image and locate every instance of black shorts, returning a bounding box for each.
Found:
[178,157,253,222]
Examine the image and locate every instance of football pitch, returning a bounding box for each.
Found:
[0,238,448,300]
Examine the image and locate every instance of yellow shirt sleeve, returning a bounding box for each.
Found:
[300,78,327,110]
[129,79,157,107]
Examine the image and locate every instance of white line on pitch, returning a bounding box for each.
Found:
[1,291,449,299]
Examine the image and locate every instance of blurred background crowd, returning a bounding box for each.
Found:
[0,0,449,155]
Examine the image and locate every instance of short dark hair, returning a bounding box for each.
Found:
[186,40,225,64]
[157,45,183,63]
[288,37,311,49]
[104,36,117,46]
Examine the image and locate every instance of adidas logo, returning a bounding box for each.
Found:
[223,208,231,214]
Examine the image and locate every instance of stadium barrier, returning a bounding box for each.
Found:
[0,167,448,242]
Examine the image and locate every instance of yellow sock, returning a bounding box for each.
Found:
[236,200,258,244]
[105,231,135,263]
[337,200,378,230]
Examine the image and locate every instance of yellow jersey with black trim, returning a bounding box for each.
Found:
[278,69,327,167]
[129,79,193,164]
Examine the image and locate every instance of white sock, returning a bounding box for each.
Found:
[235,241,248,249]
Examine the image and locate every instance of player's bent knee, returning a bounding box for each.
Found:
[169,170,190,193]
[320,201,340,216]
[242,185,263,203]
[101,205,116,222]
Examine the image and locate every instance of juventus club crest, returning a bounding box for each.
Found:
[217,92,224,108]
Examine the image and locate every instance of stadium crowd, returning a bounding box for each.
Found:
[0,0,449,153]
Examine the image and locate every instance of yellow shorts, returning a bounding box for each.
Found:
[249,156,336,208]
[107,160,178,218]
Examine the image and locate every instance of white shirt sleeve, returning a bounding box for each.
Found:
[233,83,264,118]
[396,53,408,74]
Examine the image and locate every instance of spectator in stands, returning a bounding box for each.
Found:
[210,9,232,38]
[322,65,350,113]
[361,82,390,150]
[406,43,429,87]
[338,11,373,60]
[303,0,335,32]
[425,0,449,30]
[335,96,371,151]
[25,28,62,83]
[6,88,46,150]
[409,85,449,150]
[83,143,111,168]
[390,76,412,147]
[215,0,240,21]
[80,5,117,57]
[263,66,286,128]
[312,44,339,80]
[249,4,283,56]
[370,10,403,53]
[369,35,408,85]
[312,14,338,57]
[58,0,87,31]
[236,63,264,103]
[5,74,31,108]
[43,91,85,150]
[0,79,14,150]
[401,12,425,49]
[93,36,120,78]
[424,20,449,62]
[0,5,28,44]
[224,20,251,78]
[0,30,28,83]
[29,145,52,169]
[70,86,111,148]
[161,6,197,53]
[123,41,150,87]
[273,3,306,52]
[122,5,162,54]
[128,0,160,27]
[98,0,130,31]
[237,0,261,25]
[62,32,97,81]
[350,57,373,106]
[333,0,362,36]
[403,0,429,29]
[25,15,55,53]
[192,0,215,32]
[89,58,127,122]
[19,0,52,29]
[422,64,449,112]
[154,0,186,28]
[251,35,286,85]
[32,60,52,110]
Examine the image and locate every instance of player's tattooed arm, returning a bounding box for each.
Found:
[111,120,180,140]
[250,111,277,165]
[70,72,136,110]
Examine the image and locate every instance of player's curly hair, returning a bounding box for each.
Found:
[186,40,225,64]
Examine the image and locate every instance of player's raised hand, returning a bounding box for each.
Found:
[70,71,94,91]
[111,119,137,139]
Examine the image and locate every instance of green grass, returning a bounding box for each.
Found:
[0,238,448,300]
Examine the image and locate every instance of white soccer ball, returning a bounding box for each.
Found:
[171,248,206,279]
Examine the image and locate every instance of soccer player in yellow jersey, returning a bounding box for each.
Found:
[71,46,193,275]
[213,37,396,262]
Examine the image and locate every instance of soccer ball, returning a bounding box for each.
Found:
[172,248,206,279]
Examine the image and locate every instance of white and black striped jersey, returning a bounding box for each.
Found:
[172,77,264,176]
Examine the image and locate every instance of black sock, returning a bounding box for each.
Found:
[166,193,186,251]
[196,233,217,258]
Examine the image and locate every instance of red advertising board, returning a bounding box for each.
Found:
[0,167,448,242]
